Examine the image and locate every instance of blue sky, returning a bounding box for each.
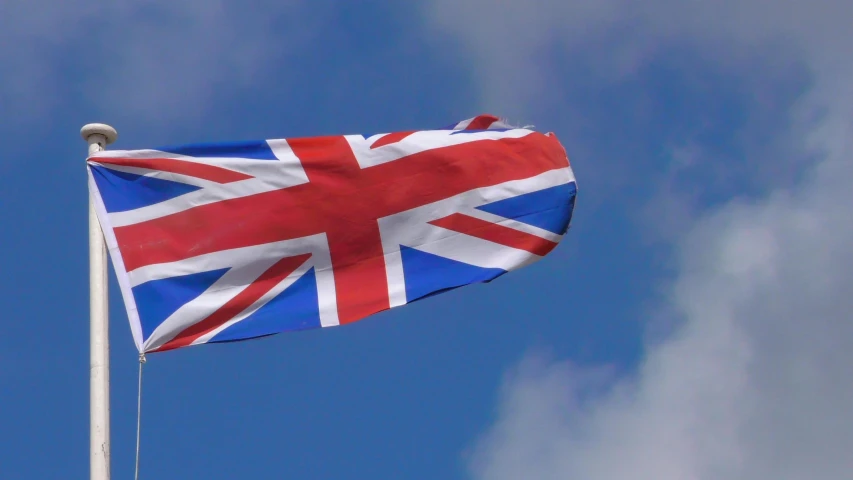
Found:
[2,1,852,479]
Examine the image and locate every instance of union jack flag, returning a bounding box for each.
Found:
[87,115,577,353]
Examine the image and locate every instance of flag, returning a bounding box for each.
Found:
[87,115,577,353]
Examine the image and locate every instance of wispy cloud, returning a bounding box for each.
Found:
[424,0,851,113]
[422,0,846,203]
[424,1,853,478]
[0,0,320,125]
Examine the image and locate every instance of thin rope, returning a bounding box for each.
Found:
[134,353,146,480]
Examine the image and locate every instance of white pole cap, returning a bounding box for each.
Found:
[81,123,118,145]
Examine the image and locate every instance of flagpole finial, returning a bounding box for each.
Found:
[81,123,118,147]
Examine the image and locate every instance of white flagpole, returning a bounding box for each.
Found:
[82,123,118,480]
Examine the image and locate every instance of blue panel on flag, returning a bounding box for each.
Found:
[156,140,279,160]
[132,268,230,341]
[210,267,321,343]
[91,165,201,213]
[477,182,577,235]
[401,246,505,303]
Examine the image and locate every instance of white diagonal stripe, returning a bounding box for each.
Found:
[192,257,315,346]
[346,128,535,169]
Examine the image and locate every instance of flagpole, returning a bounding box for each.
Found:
[82,123,118,480]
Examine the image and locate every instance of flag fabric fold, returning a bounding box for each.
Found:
[86,115,577,353]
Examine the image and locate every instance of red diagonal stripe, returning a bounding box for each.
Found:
[155,253,311,352]
[430,213,558,256]
[370,131,416,149]
[465,115,499,130]
[93,157,253,184]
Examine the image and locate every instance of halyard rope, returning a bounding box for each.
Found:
[134,353,146,480]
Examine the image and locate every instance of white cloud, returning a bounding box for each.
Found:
[471,147,853,479]
[424,1,853,479]
[0,0,315,123]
